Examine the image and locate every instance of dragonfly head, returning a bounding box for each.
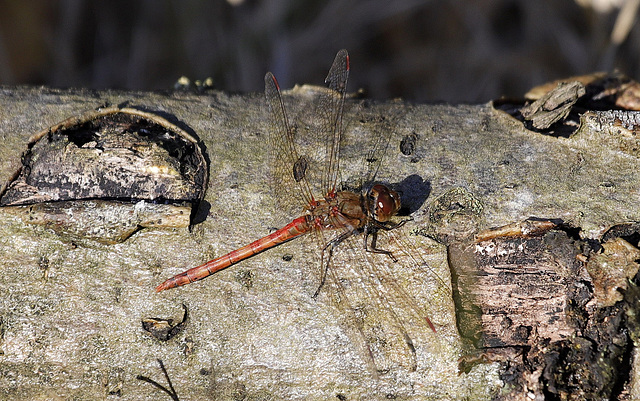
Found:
[366,184,401,222]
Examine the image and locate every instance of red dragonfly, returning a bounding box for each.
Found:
[155,50,438,368]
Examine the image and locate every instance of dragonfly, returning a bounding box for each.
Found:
[155,49,438,371]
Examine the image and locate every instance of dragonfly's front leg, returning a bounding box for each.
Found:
[364,230,398,262]
[363,216,413,261]
[380,216,412,231]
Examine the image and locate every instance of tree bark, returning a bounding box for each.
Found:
[0,85,638,400]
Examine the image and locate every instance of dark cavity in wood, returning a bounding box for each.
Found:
[142,304,188,341]
[293,155,308,182]
[399,132,417,156]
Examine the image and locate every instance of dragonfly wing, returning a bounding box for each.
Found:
[319,221,452,373]
[359,103,405,190]
[264,72,316,210]
[318,49,350,196]
[264,49,350,218]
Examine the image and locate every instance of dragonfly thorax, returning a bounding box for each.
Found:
[365,184,401,223]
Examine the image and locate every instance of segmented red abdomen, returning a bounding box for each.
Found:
[155,216,311,291]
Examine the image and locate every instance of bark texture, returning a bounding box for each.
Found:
[0,85,638,400]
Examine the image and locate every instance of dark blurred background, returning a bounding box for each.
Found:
[0,0,637,102]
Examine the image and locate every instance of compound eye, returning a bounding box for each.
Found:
[369,184,401,222]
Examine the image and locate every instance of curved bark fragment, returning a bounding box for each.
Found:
[0,106,207,243]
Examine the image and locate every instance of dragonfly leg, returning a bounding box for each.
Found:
[364,230,398,262]
[314,229,358,298]
[363,215,414,261]
[379,216,412,231]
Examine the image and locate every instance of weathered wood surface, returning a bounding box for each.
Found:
[450,220,640,400]
[0,85,638,400]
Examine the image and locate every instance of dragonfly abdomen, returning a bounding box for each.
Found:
[155,216,311,291]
